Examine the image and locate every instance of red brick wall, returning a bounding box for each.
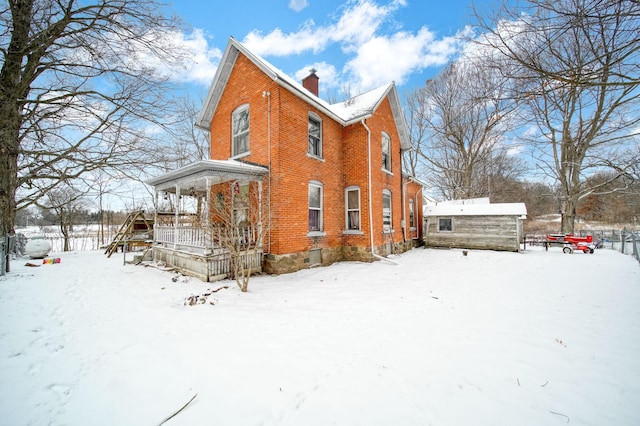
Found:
[208,52,411,261]
[350,98,405,250]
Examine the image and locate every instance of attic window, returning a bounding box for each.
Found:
[232,104,249,157]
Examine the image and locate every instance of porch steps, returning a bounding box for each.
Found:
[104,211,153,257]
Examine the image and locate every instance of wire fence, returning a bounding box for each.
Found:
[524,228,640,264]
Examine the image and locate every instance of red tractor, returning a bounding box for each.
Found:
[545,234,596,254]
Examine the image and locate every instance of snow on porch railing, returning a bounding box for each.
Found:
[154,226,208,248]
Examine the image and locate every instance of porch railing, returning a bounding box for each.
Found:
[154,224,262,250]
[154,225,208,248]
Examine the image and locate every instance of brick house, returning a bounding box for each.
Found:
[146,37,423,280]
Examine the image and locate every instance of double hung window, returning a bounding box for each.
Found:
[409,199,415,229]
[309,182,323,231]
[382,190,392,231]
[308,113,322,158]
[382,132,391,172]
[232,104,249,157]
[345,187,361,230]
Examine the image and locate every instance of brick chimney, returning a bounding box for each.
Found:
[302,68,319,96]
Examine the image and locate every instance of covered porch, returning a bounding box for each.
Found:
[146,159,269,282]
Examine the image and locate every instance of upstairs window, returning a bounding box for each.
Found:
[308,113,322,158]
[232,104,249,157]
[345,186,361,230]
[309,182,323,231]
[382,132,391,172]
[382,189,392,231]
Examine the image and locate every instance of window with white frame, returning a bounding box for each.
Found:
[382,189,392,231]
[232,104,249,157]
[409,199,415,228]
[345,186,361,230]
[308,113,322,158]
[382,132,391,171]
[309,181,323,231]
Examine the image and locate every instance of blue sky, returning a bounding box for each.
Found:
[165,0,481,100]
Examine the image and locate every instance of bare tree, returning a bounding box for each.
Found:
[403,86,430,178]
[209,180,268,292]
[39,183,86,252]
[0,0,189,236]
[412,58,520,200]
[475,0,640,232]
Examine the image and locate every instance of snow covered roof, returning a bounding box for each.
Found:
[146,159,268,194]
[196,37,410,150]
[424,202,527,217]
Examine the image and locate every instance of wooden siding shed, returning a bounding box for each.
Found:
[423,200,527,252]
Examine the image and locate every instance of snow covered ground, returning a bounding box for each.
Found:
[0,246,638,425]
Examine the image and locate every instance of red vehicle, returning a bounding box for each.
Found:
[545,234,596,254]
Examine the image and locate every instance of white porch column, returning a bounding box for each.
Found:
[174,184,180,250]
[258,180,263,244]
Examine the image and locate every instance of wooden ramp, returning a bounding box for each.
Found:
[105,211,153,257]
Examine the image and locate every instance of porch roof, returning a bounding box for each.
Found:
[146,159,268,194]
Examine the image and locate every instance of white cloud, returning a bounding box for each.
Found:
[289,0,309,12]
[176,29,223,85]
[243,21,325,56]
[149,29,222,87]
[343,28,464,91]
[241,0,465,92]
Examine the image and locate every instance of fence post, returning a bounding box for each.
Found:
[1,234,6,276]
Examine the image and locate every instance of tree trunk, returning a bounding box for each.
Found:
[1,0,33,237]
[0,114,19,237]
[61,221,70,252]
[560,196,577,234]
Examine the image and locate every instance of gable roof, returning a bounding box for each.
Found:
[196,37,411,150]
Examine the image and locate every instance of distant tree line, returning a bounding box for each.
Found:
[404,0,639,233]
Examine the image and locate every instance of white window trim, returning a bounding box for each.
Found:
[308,112,323,159]
[409,198,416,230]
[344,186,362,233]
[382,189,392,232]
[308,181,323,233]
[382,132,391,173]
[232,104,250,157]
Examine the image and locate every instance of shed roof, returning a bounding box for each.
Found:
[424,202,527,217]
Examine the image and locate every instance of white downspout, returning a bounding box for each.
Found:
[361,119,397,265]
[263,90,271,253]
[402,179,408,242]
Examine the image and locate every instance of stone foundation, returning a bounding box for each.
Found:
[263,241,419,275]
